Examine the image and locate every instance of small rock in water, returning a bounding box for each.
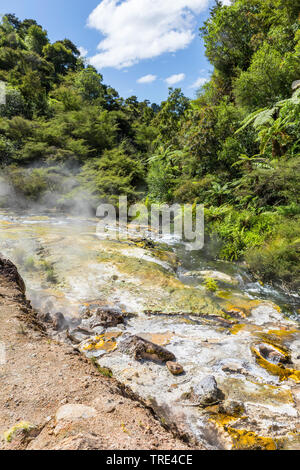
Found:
[91,307,124,328]
[166,361,184,376]
[221,360,247,375]
[78,305,92,318]
[66,327,94,344]
[192,375,223,406]
[52,312,67,331]
[218,400,245,417]
[119,334,176,363]
[183,270,238,285]
[256,342,290,365]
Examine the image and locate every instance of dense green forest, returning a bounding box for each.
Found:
[0,0,299,291]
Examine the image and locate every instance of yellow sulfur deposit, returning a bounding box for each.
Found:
[3,421,36,443]
[230,324,246,335]
[83,332,122,353]
[227,428,277,450]
[208,410,276,450]
[251,345,300,383]
[266,329,298,338]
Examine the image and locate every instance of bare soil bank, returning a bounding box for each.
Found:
[0,256,198,450]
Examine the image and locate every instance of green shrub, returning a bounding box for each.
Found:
[205,206,278,261]
[246,219,300,290]
[40,260,58,284]
[80,145,145,202]
[234,43,300,111]
[204,277,218,292]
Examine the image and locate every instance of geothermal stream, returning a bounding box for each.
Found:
[0,209,300,450]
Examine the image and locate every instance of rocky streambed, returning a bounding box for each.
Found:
[0,209,299,450]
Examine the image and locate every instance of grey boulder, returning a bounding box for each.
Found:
[192,375,223,406]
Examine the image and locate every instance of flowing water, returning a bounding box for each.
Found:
[0,209,300,450]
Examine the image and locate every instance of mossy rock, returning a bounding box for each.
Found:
[3,421,37,443]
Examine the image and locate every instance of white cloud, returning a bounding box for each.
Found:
[165,73,186,86]
[78,46,88,57]
[87,0,209,69]
[190,76,208,88]
[137,74,157,84]
[220,0,231,5]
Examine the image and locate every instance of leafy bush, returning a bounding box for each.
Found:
[0,135,14,162]
[204,277,218,292]
[80,145,145,202]
[5,165,64,201]
[236,158,300,210]
[234,43,300,111]
[0,87,26,118]
[205,206,278,261]
[246,218,300,290]
[41,260,58,284]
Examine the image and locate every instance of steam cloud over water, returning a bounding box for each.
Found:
[0,171,97,216]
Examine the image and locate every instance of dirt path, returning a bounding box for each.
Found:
[0,257,199,450]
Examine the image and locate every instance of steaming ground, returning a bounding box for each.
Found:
[0,257,193,450]
[0,207,300,449]
[0,170,97,215]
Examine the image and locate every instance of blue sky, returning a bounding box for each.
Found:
[0,1,229,104]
